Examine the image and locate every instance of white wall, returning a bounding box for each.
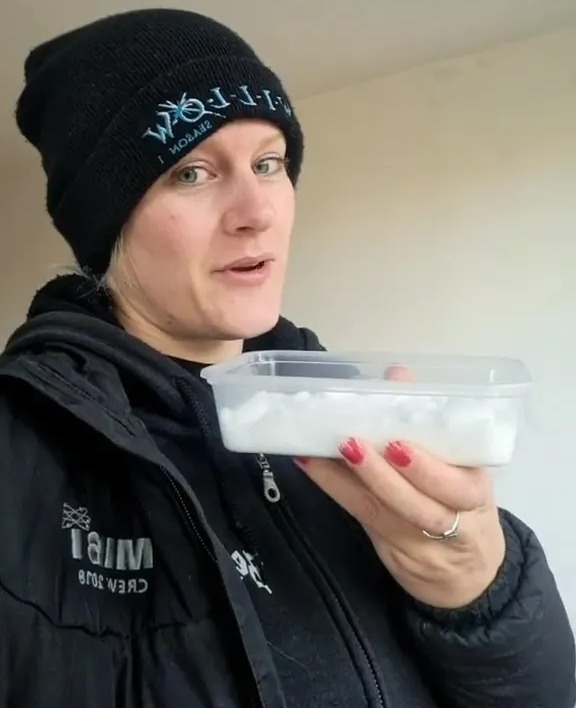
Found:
[1,28,574,625]
[285,28,576,625]
[0,157,71,337]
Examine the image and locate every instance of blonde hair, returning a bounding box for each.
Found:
[101,231,129,291]
[69,230,134,293]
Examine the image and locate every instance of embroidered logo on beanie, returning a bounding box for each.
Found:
[143,84,294,164]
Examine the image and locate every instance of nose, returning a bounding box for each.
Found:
[221,173,274,236]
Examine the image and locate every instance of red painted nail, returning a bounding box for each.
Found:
[294,457,310,466]
[339,438,364,465]
[384,441,412,468]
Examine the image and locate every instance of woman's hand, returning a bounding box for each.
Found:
[295,439,506,609]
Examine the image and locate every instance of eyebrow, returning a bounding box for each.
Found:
[257,132,285,150]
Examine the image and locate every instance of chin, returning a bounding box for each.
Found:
[219,306,281,341]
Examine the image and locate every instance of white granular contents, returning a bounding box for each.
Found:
[218,390,519,466]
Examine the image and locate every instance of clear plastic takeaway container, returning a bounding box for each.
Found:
[201,351,532,467]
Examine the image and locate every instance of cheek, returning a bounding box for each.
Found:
[126,203,201,267]
[277,185,296,248]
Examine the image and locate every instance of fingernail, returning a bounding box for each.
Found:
[294,457,310,466]
[384,441,412,468]
[339,438,364,465]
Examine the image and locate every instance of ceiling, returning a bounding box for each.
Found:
[1,0,576,162]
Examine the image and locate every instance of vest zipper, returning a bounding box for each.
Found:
[159,464,217,564]
[258,454,387,708]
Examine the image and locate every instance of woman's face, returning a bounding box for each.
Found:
[110,119,295,359]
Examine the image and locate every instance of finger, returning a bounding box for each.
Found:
[384,365,416,382]
[295,457,389,530]
[383,440,491,511]
[382,366,490,510]
[338,438,456,537]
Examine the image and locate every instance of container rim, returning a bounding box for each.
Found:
[200,350,532,397]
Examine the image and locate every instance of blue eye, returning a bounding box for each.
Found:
[253,157,286,176]
[176,165,213,185]
[177,166,201,184]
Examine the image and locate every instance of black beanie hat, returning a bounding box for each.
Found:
[15,8,304,275]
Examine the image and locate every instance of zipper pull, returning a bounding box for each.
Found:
[263,471,281,503]
[256,454,281,503]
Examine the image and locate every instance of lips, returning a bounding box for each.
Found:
[218,255,273,273]
[213,254,274,287]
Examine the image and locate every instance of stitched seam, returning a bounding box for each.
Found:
[0,576,215,640]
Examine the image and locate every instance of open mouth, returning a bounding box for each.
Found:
[229,261,266,273]
[217,255,274,278]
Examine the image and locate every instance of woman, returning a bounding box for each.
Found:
[2,8,574,707]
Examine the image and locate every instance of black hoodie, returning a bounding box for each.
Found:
[0,273,573,708]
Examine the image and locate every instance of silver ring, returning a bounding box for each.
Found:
[422,511,461,541]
